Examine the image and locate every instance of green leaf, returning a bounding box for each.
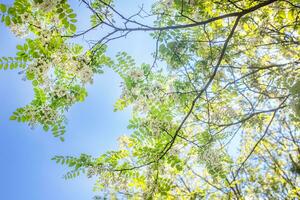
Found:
[26,71,35,80]
[16,45,23,51]
[68,13,76,18]
[57,8,63,13]
[59,13,65,19]
[70,19,77,23]
[10,62,15,69]
[9,115,17,120]
[66,8,73,13]
[0,4,6,13]
[4,15,10,26]
[32,80,38,86]
[43,125,49,132]
[7,7,14,15]
[69,24,76,32]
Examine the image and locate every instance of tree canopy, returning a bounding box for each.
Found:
[1,0,300,199]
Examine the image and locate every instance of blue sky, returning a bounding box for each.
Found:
[0,0,154,199]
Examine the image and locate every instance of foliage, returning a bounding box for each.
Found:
[0,0,112,140]
[1,0,300,199]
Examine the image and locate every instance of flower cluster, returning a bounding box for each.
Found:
[117,65,181,114]
[23,104,59,128]
[27,58,51,82]
[51,50,94,84]
[7,1,60,37]
[77,62,94,84]
[33,0,60,13]
[128,68,144,81]
[50,84,76,104]
[2,0,96,138]
[118,135,132,149]
[10,22,29,38]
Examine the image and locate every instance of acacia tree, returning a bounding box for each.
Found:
[1,0,300,199]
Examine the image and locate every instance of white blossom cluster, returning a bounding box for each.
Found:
[38,105,59,124]
[128,68,144,81]
[25,104,59,127]
[5,0,95,131]
[7,0,68,38]
[28,53,91,87]
[77,62,94,84]
[8,1,53,37]
[50,84,76,103]
[70,57,93,84]
[119,67,178,113]
[10,22,30,38]
[118,135,132,149]
[32,0,60,13]
[27,58,51,81]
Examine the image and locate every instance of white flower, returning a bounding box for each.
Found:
[78,65,93,84]
[10,23,29,38]
[118,135,131,149]
[129,68,144,80]
[33,0,58,13]
[166,83,176,93]
[151,80,162,91]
